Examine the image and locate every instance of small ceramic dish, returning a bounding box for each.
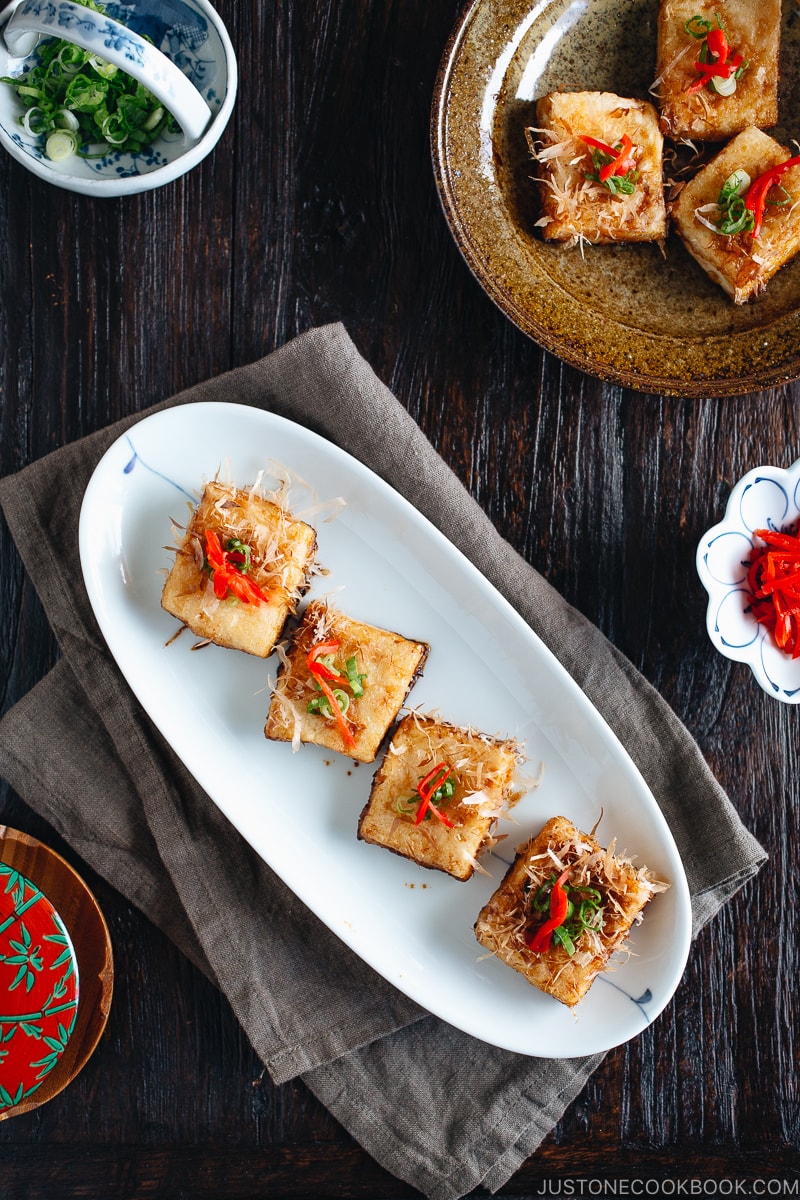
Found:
[0,826,113,1119]
[696,459,800,703]
[0,861,80,1113]
[432,0,800,396]
[0,0,237,195]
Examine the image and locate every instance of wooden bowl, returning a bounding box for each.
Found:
[0,826,113,1120]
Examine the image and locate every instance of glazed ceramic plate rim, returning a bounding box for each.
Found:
[79,401,691,1057]
[696,457,800,702]
[0,826,113,1118]
[431,0,800,397]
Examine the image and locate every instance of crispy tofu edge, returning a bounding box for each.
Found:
[160,482,318,657]
[356,714,521,882]
[264,605,431,764]
[533,91,668,244]
[655,0,781,142]
[671,127,800,304]
[473,815,656,1006]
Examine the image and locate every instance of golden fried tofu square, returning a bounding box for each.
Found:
[656,0,780,142]
[474,816,664,1006]
[357,714,522,881]
[531,91,667,244]
[265,600,429,763]
[671,127,800,303]
[161,480,317,658]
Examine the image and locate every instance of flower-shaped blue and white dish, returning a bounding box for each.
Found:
[696,458,800,703]
[0,0,236,195]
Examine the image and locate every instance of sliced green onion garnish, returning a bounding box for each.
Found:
[528,873,605,956]
[55,44,85,78]
[55,106,80,130]
[718,169,750,206]
[767,184,793,208]
[45,128,79,161]
[0,0,179,162]
[431,776,456,803]
[225,538,252,573]
[685,14,713,37]
[88,54,118,80]
[552,925,576,955]
[142,105,165,131]
[100,112,127,143]
[65,75,107,112]
[716,196,749,234]
[345,656,366,697]
[21,106,46,135]
[308,689,350,718]
[715,170,755,235]
[399,768,458,822]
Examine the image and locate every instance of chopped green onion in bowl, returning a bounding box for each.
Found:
[0,0,179,161]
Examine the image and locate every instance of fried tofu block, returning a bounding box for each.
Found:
[531,91,667,244]
[161,480,317,658]
[474,816,665,1006]
[671,127,800,303]
[656,0,780,142]
[265,600,428,763]
[357,714,522,881]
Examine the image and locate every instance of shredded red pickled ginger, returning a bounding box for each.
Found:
[747,528,800,659]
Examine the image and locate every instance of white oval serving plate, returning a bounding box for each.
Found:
[79,402,691,1057]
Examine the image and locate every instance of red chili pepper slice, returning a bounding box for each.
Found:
[414,763,454,828]
[705,26,729,61]
[580,134,617,157]
[579,133,636,182]
[526,867,571,954]
[686,52,741,94]
[686,23,745,93]
[745,157,800,238]
[306,641,347,682]
[685,21,741,94]
[204,529,269,605]
[307,640,356,747]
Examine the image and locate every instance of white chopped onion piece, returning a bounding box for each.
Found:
[45,129,78,162]
[21,106,45,136]
[721,169,750,198]
[711,74,737,97]
[55,107,80,132]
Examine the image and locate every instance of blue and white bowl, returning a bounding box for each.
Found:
[696,458,800,703]
[0,0,236,195]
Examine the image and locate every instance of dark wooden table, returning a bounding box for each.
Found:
[1,0,798,1196]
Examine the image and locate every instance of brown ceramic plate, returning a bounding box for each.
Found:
[431,0,800,396]
[0,827,113,1119]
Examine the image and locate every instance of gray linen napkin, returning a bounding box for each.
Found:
[0,323,766,1200]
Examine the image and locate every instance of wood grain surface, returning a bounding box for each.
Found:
[0,0,798,1196]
